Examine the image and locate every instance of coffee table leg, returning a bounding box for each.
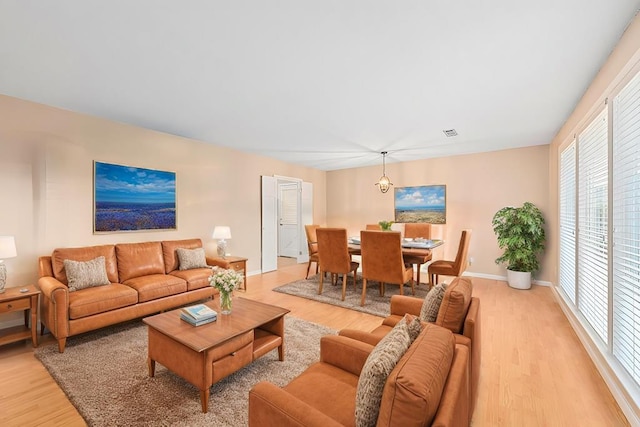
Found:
[200,389,210,413]
[148,357,156,377]
[278,342,285,361]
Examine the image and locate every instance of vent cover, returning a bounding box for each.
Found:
[443,129,458,137]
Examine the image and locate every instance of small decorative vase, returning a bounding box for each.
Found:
[220,292,232,315]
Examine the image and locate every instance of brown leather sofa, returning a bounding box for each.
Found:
[249,323,470,427]
[38,238,220,352]
[339,277,480,417]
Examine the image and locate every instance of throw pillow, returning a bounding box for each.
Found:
[63,256,110,292]
[420,282,448,323]
[176,247,208,270]
[355,317,413,427]
[406,314,423,342]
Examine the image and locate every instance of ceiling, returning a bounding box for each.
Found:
[1,2,639,171]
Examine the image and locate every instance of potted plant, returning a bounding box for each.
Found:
[378,220,394,231]
[491,202,546,289]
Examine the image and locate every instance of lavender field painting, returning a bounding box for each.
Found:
[94,162,176,232]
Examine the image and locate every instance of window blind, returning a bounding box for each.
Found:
[612,71,640,385]
[577,108,609,343]
[560,141,577,304]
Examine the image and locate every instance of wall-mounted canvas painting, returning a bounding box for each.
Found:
[94,161,176,233]
[394,185,446,224]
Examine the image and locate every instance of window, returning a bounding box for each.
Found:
[559,141,576,304]
[577,109,609,343]
[612,71,640,384]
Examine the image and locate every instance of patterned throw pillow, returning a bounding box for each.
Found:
[176,247,208,270]
[63,256,110,292]
[355,317,413,427]
[406,314,423,341]
[420,283,448,322]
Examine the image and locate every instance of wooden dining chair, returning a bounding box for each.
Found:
[316,228,360,301]
[428,229,472,286]
[365,224,381,230]
[360,230,414,306]
[304,224,320,279]
[402,223,433,287]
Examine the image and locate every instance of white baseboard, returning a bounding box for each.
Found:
[462,271,552,287]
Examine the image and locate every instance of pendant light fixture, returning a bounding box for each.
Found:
[375,151,393,193]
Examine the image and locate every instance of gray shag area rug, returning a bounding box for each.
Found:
[35,316,336,427]
[273,274,430,318]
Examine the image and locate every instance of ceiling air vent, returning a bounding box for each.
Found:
[443,129,458,137]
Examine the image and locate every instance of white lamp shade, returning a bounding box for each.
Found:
[212,226,232,240]
[0,236,17,259]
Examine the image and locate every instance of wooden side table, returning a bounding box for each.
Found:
[208,256,248,291]
[0,284,40,348]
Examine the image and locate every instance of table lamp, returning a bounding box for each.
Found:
[212,226,232,258]
[0,236,17,293]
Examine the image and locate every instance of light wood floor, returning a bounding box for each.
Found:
[0,263,630,426]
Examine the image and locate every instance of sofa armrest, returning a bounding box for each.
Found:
[249,381,343,427]
[320,335,374,376]
[389,294,423,317]
[37,276,70,343]
[338,329,383,347]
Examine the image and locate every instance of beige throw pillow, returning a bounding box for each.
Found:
[63,256,110,292]
[420,282,448,322]
[176,247,208,270]
[355,315,413,427]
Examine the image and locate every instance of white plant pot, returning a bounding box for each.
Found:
[507,269,532,290]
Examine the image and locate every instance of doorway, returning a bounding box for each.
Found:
[261,175,313,273]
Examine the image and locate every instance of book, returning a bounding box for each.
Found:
[181,304,218,321]
[180,312,217,326]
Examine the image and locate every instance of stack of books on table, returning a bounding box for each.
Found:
[180,304,217,326]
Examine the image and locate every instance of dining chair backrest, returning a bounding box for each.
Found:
[366,224,381,230]
[316,228,352,274]
[360,230,405,284]
[305,224,320,256]
[453,229,472,273]
[404,223,432,240]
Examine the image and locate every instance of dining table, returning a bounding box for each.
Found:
[348,237,444,286]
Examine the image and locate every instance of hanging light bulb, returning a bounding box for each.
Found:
[375,151,393,193]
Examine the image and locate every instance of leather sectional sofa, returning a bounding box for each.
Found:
[37,238,220,352]
[249,322,470,426]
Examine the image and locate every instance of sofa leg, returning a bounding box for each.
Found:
[57,337,67,353]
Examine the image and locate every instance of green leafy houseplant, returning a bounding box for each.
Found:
[492,202,546,273]
[378,220,394,231]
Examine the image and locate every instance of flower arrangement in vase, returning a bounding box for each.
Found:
[378,220,394,231]
[209,267,243,314]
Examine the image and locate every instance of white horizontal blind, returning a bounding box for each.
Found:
[577,108,609,343]
[612,71,640,385]
[560,141,577,304]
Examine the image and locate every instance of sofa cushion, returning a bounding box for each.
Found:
[116,242,165,282]
[52,245,118,285]
[377,323,455,426]
[68,283,138,319]
[122,274,187,303]
[355,315,413,427]
[169,268,212,291]
[420,282,447,322]
[435,277,473,334]
[162,239,203,273]
[283,362,359,426]
[63,256,111,292]
[176,247,208,270]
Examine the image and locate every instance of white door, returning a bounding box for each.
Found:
[299,181,313,263]
[261,176,278,273]
[278,183,299,258]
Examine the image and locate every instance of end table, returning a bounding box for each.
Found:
[0,284,40,348]
[208,256,248,291]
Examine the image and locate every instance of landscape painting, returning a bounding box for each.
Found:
[394,185,446,224]
[94,161,176,233]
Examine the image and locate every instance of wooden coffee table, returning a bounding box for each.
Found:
[143,297,290,413]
